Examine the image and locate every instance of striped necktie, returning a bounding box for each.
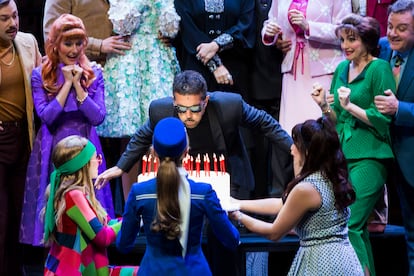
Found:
[393,54,403,87]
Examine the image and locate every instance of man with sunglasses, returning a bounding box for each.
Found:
[96,69,293,275]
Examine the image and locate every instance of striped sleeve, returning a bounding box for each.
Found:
[65,190,117,248]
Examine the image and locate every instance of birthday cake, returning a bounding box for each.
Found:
[138,153,234,210]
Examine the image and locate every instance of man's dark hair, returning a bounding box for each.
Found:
[388,0,414,16]
[173,70,207,100]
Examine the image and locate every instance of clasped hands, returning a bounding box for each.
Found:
[62,64,83,83]
[196,42,233,85]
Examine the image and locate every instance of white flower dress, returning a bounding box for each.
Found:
[97,0,180,137]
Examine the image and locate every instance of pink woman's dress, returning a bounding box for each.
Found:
[263,0,351,133]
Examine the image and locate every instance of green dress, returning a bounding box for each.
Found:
[331,58,394,160]
[97,0,180,138]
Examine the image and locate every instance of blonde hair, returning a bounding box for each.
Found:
[43,135,106,242]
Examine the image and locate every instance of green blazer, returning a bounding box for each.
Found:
[330,59,395,160]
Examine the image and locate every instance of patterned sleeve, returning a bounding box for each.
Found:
[65,190,119,248]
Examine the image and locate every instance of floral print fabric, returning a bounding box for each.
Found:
[97,0,180,138]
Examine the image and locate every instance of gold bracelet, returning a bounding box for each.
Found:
[322,107,331,114]
[76,93,88,105]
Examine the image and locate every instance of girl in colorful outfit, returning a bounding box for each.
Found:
[20,14,114,247]
[312,14,395,275]
[262,0,352,134]
[43,135,138,275]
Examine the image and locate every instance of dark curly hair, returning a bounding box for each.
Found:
[282,117,355,211]
[336,14,381,57]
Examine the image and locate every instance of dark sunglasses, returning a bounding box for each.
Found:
[174,103,204,113]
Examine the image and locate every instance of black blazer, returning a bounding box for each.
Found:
[117,92,293,198]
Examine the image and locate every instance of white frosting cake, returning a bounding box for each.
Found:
[137,170,234,210]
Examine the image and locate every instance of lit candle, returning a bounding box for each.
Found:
[153,157,158,173]
[213,153,218,175]
[196,154,201,177]
[219,154,226,174]
[147,155,152,175]
[142,155,147,175]
[205,154,210,176]
[190,155,194,175]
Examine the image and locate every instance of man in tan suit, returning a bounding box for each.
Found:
[0,0,41,274]
[43,0,131,65]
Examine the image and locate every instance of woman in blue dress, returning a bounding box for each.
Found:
[117,117,239,275]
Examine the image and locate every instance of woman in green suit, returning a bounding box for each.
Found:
[312,14,395,276]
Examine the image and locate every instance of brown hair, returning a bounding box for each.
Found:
[150,156,182,240]
[336,14,381,57]
[283,117,355,211]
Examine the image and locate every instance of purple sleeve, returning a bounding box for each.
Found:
[31,67,64,128]
[31,66,106,128]
[77,67,106,126]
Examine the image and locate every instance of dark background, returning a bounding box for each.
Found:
[17,1,407,275]
[19,0,45,54]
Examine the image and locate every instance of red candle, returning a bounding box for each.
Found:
[213,153,218,175]
[142,155,147,175]
[196,154,201,177]
[183,155,188,171]
[153,157,158,173]
[147,155,152,175]
[190,156,194,175]
[203,154,207,175]
[220,154,226,174]
[205,154,210,176]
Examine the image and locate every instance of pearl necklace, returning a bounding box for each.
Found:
[0,45,15,66]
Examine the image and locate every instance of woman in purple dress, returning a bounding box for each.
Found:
[19,14,114,247]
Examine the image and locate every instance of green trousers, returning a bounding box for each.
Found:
[347,159,388,276]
